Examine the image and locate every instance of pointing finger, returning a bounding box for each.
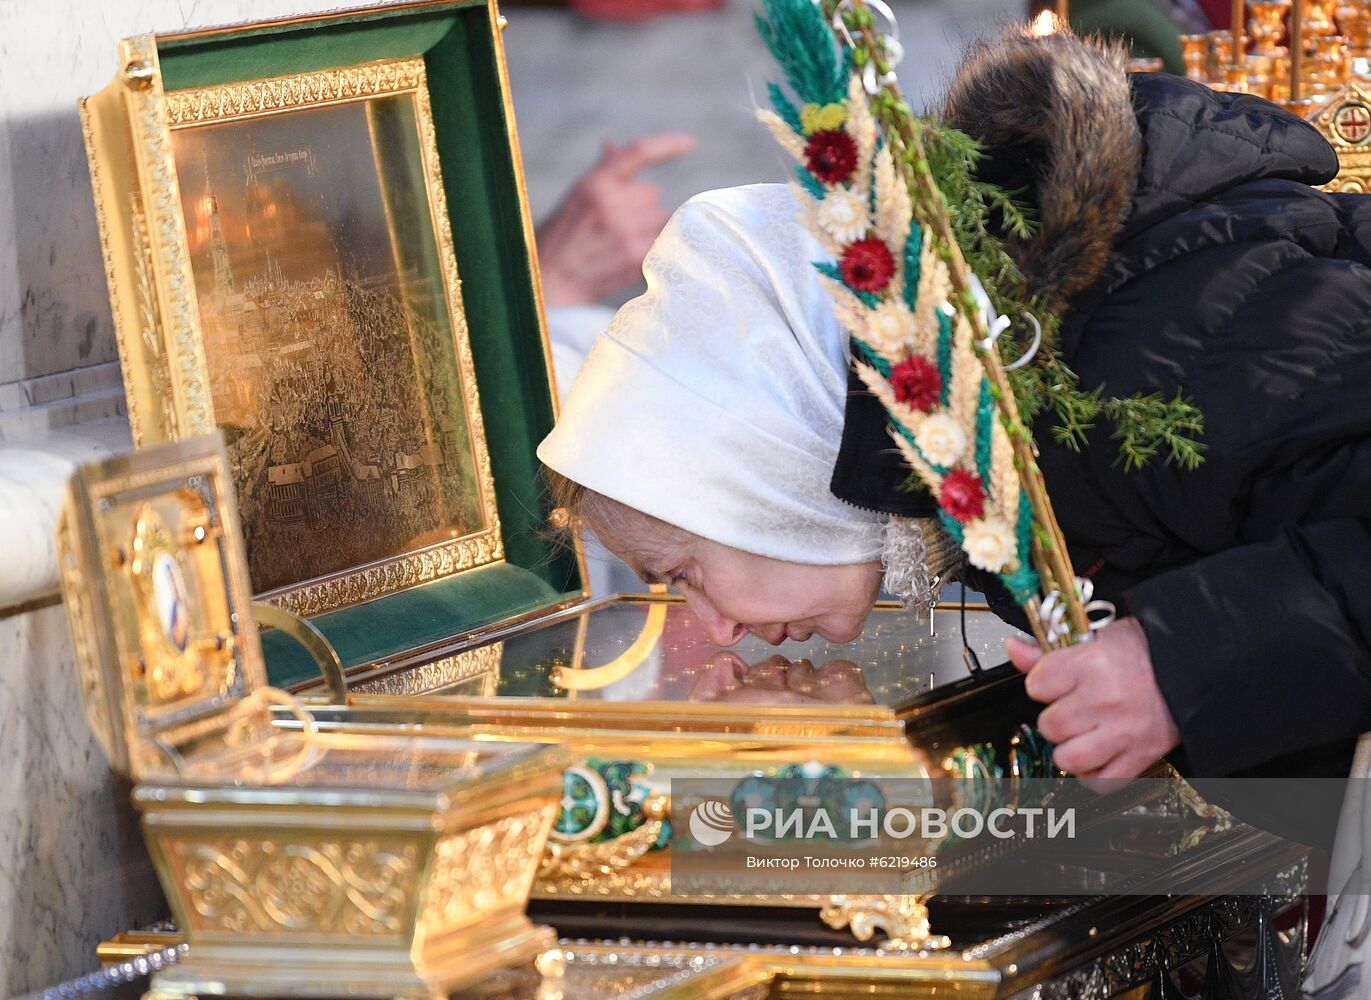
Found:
[604,132,698,178]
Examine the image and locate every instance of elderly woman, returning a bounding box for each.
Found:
[539,28,1371,803]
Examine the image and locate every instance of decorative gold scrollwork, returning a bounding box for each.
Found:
[171,836,420,936]
[819,894,950,951]
[537,794,669,882]
[422,806,557,929]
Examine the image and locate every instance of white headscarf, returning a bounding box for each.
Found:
[537,184,884,565]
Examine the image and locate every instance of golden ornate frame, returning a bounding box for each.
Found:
[81,48,505,619]
[1311,81,1371,193]
[55,435,267,778]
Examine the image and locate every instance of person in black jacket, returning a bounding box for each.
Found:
[879,28,1371,784]
[540,27,1371,797]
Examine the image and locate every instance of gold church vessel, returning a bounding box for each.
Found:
[56,436,569,999]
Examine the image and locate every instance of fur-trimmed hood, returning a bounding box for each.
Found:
[941,28,1141,314]
[941,27,1341,316]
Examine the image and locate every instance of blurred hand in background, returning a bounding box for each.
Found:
[536,132,696,306]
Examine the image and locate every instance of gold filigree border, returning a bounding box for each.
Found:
[149,56,505,617]
[165,60,425,126]
[126,34,215,439]
[349,643,503,697]
[79,99,146,447]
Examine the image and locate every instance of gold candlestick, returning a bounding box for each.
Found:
[1249,0,1293,97]
[1336,1,1371,76]
[1181,33,1212,80]
[1208,28,1233,80]
[1234,0,1248,63]
[1306,0,1339,36]
[1310,32,1349,91]
[1301,0,1339,92]
[1292,0,1304,103]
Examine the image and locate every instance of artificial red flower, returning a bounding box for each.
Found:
[804,129,858,184]
[890,356,942,413]
[840,237,896,293]
[939,469,986,523]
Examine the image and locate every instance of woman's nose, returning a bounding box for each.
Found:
[681,590,747,647]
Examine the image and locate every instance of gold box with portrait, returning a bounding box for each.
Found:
[56,435,569,1000]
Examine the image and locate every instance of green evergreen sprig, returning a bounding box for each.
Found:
[813,0,1205,472]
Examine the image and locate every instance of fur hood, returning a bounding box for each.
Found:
[941,28,1141,314]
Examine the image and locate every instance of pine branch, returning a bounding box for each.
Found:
[1102,393,1207,471]
[891,99,1206,471]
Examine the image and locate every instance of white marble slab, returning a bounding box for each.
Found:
[0,601,167,996]
[0,417,131,611]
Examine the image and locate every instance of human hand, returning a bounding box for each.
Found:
[1005,617,1180,783]
[536,132,696,306]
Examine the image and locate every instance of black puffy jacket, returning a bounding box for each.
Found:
[833,33,1371,783]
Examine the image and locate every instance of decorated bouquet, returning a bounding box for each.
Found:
[754,0,1203,648]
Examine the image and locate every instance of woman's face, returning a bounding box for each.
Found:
[636,536,882,647]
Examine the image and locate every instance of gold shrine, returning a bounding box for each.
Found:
[61,1,1316,998]
[1061,0,1371,189]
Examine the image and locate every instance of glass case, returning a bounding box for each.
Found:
[333,596,1022,711]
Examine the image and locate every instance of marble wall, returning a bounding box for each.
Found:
[0,0,1014,992]
[0,604,167,996]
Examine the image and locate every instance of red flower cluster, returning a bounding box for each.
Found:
[939,469,986,523]
[804,129,857,184]
[840,237,895,293]
[890,357,941,413]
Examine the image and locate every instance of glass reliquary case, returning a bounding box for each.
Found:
[68,1,1312,996]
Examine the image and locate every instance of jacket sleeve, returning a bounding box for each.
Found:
[1125,518,1371,776]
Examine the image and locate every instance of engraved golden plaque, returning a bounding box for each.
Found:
[81,46,505,618]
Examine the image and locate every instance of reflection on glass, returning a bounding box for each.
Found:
[401,601,1024,709]
[687,654,875,705]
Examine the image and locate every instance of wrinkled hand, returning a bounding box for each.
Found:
[536,132,696,306]
[1005,617,1180,783]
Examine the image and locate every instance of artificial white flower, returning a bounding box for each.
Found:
[914,413,966,467]
[962,515,1016,573]
[863,299,915,356]
[816,187,869,245]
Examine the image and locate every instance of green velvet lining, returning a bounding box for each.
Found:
[157,3,583,688]
[262,562,559,686]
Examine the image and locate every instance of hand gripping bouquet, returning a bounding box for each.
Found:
[753,0,1203,650]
